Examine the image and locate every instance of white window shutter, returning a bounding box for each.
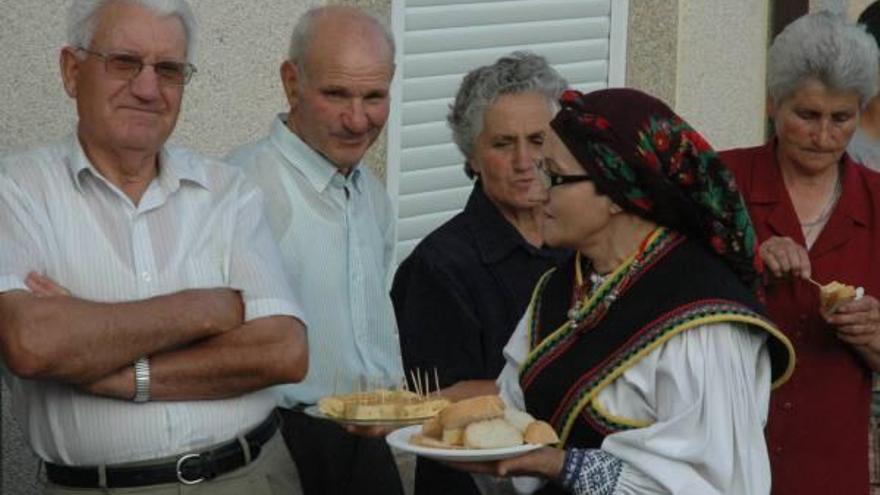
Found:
[387,0,629,264]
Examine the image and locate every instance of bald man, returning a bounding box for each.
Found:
[227,6,405,495]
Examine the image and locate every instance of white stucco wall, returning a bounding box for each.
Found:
[674,0,771,150]
[0,0,321,157]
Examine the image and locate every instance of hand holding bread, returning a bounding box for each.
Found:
[819,280,863,314]
[409,395,559,450]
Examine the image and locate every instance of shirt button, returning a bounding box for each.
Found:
[783,401,793,410]
[142,271,152,282]
[775,445,784,454]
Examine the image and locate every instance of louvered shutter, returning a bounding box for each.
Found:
[387,0,629,263]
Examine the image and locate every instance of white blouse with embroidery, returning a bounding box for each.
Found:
[495,317,774,495]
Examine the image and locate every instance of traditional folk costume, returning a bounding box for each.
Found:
[496,89,795,495]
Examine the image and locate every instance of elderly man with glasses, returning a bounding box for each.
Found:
[0,1,308,494]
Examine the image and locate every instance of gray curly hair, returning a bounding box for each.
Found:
[448,52,568,178]
[67,0,197,62]
[768,11,878,107]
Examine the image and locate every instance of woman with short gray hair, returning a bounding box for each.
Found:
[721,11,880,495]
[391,52,568,495]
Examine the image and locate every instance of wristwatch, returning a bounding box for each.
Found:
[133,356,151,403]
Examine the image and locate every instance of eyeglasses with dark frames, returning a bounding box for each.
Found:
[537,160,592,189]
[76,47,197,86]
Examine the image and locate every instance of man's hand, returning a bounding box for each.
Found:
[85,365,135,400]
[26,272,71,297]
[759,236,811,280]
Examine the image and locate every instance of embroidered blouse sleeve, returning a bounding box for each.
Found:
[597,322,773,495]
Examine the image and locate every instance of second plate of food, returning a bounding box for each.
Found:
[386,425,543,462]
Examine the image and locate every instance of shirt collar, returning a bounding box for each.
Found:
[750,139,869,226]
[269,114,363,194]
[466,181,545,263]
[66,133,210,194]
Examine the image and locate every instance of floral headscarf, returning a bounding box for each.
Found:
[551,88,762,294]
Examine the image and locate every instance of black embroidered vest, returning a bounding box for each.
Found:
[520,231,793,451]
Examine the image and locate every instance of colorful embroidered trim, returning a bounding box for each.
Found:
[560,448,622,495]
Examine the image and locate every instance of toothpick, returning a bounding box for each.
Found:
[434,367,440,397]
[423,369,430,397]
[409,369,419,397]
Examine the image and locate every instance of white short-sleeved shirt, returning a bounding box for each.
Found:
[0,134,305,465]
[227,116,403,406]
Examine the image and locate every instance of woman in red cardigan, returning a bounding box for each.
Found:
[721,12,880,495]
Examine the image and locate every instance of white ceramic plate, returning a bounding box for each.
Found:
[386,425,543,462]
[303,405,433,427]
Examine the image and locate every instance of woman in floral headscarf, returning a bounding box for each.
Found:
[451,88,795,495]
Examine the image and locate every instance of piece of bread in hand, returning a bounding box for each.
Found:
[463,418,524,449]
[410,434,463,449]
[439,395,505,429]
[524,420,560,445]
[820,281,857,314]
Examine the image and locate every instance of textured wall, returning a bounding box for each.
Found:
[674,0,771,150]
[626,0,679,108]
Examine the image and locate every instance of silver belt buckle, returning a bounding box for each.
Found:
[176,453,205,485]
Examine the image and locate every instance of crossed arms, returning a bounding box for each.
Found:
[0,278,307,401]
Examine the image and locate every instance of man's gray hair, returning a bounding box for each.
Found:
[287,6,395,74]
[768,11,878,107]
[67,0,198,62]
[448,52,568,178]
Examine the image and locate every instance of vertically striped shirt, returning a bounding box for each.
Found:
[227,116,403,406]
[0,134,304,465]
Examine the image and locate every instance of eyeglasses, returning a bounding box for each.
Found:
[77,47,196,86]
[537,161,592,189]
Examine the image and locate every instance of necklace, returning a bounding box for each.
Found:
[800,173,842,244]
[566,228,668,329]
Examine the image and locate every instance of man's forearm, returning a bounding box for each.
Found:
[87,315,308,401]
[0,288,242,383]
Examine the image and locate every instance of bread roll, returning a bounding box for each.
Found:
[440,395,505,429]
[524,421,559,445]
[463,418,523,449]
[421,416,443,439]
[442,428,464,446]
[820,281,857,314]
[504,408,536,433]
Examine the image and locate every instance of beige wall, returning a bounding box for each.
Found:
[0,0,391,175]
[626,0,770,151]
[675,0,771,150]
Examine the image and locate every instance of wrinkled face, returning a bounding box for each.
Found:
[470,92,554,216]
[540,130,616,250]
[61,1,187,155]
[770,79,860,175]
[284,25,393,170]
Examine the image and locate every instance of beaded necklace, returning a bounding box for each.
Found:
[566,227,669,330]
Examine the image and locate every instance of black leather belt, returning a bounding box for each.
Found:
[45,413,279,488]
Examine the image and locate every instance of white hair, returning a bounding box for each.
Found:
[67,0,197,62]
[448,52,568,178]
[287,6,395,75]
[768,11,879,107]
